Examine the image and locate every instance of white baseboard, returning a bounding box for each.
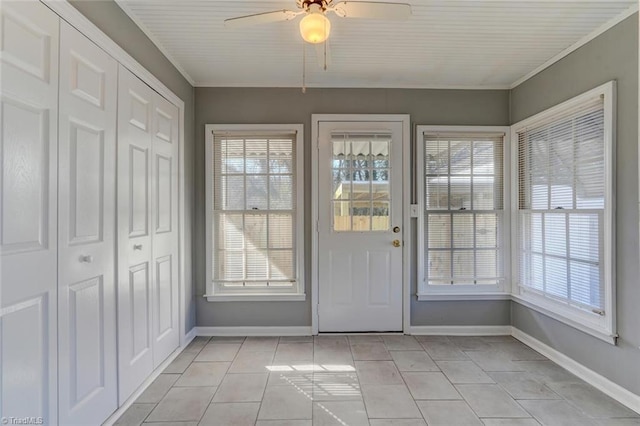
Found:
[102,348,182,426]
[196,326,312,336]
[103,332,196,425]
[512,327,640,415]
[408,325,513,336]
[184,327,197,343]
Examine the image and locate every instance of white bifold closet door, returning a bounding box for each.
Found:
[57,21,118,425]
[0,2,60,423]
[117,65,179,404]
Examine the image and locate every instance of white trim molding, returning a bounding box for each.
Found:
[408,325,514,336]
[103,332,197,426]
[512,296,617,345]
[196,326,312,336]
[205,294,306,302]
[513,328,640,415]
[204,124,305,300]
[510,4,639,89]
[113,0,196,86]
[510,81,617,345]
[311,114,411,335]
[417,293,512,301]
[184,327,197,344]
[41,1,185,109]
[415,125,511,298]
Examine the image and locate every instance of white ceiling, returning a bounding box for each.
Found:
[115,0,637,89]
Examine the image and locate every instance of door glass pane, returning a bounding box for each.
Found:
[352,203,371,231]
[332,169,350,199]
[372,201,390,231]
[331,133,391,232]
[333,201,351,231]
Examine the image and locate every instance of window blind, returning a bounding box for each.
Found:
[212,132,297,291]
[516,97,605,312]
[423,134,504,286]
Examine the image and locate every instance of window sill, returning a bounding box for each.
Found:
[416,293,512,301]
[511,294,617,345]
[204,293,306,302]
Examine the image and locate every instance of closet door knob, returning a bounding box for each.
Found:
[79,255,93,263]
[133,244,143,250]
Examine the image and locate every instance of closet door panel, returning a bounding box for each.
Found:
[0,2,59,423]
[57,22,118,425]
[151,95,180,368]
[117,65,154,404]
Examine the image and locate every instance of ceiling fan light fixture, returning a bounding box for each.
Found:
[299,12,331,44]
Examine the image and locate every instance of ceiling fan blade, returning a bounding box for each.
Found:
[224,10,299,27]
[315,41,332,70]
[330,1,411,20]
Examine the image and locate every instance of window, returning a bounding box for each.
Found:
[205,125,304,301]
[417,127,509,298]
[512,82,615,341]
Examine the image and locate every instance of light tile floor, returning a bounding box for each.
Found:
[115,335,640,426]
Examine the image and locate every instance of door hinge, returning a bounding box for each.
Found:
[316,220,319,232]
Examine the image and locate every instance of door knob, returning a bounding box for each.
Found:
[392,239,401,247]
[393,226,400,233]
[79,255,93,263]
[133,244,143,250]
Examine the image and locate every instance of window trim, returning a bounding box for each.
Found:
[416,125,512,299]
[510,81,616,343]
[204,124,305,301]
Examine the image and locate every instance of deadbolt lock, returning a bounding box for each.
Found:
[393,226,400,233]
[392,239,401,247]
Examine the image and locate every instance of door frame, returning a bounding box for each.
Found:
[311,114,411,334]
[43,0,191,347]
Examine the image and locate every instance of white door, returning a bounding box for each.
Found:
[0,2,59,422]
[117,66,154,403]
[57,22,118,424]
[317,119,405,332]
[150,93,179,368]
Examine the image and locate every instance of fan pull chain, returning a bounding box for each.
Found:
[302,41,307,94]
[323,18,327,71]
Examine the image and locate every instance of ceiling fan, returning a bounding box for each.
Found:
[224,1,412,45]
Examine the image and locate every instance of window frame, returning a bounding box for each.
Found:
[204,124,305,302]
[510,81,616,344]
[416,125,512,300]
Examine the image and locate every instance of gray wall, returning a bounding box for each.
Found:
[194,88,511,327]
[510,14,640,395]
[69,0,197,332]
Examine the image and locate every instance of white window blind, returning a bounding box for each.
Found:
[212,132,298,293]
[516,97,606,313]
[423,134,504,287]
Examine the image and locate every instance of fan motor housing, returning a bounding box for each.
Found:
[298,0,331,12]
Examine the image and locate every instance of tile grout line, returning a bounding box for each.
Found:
[130,335,637,425]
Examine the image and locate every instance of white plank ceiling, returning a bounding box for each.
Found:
[115,0,637,88]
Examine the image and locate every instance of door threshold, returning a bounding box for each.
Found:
[317,331,405,335]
